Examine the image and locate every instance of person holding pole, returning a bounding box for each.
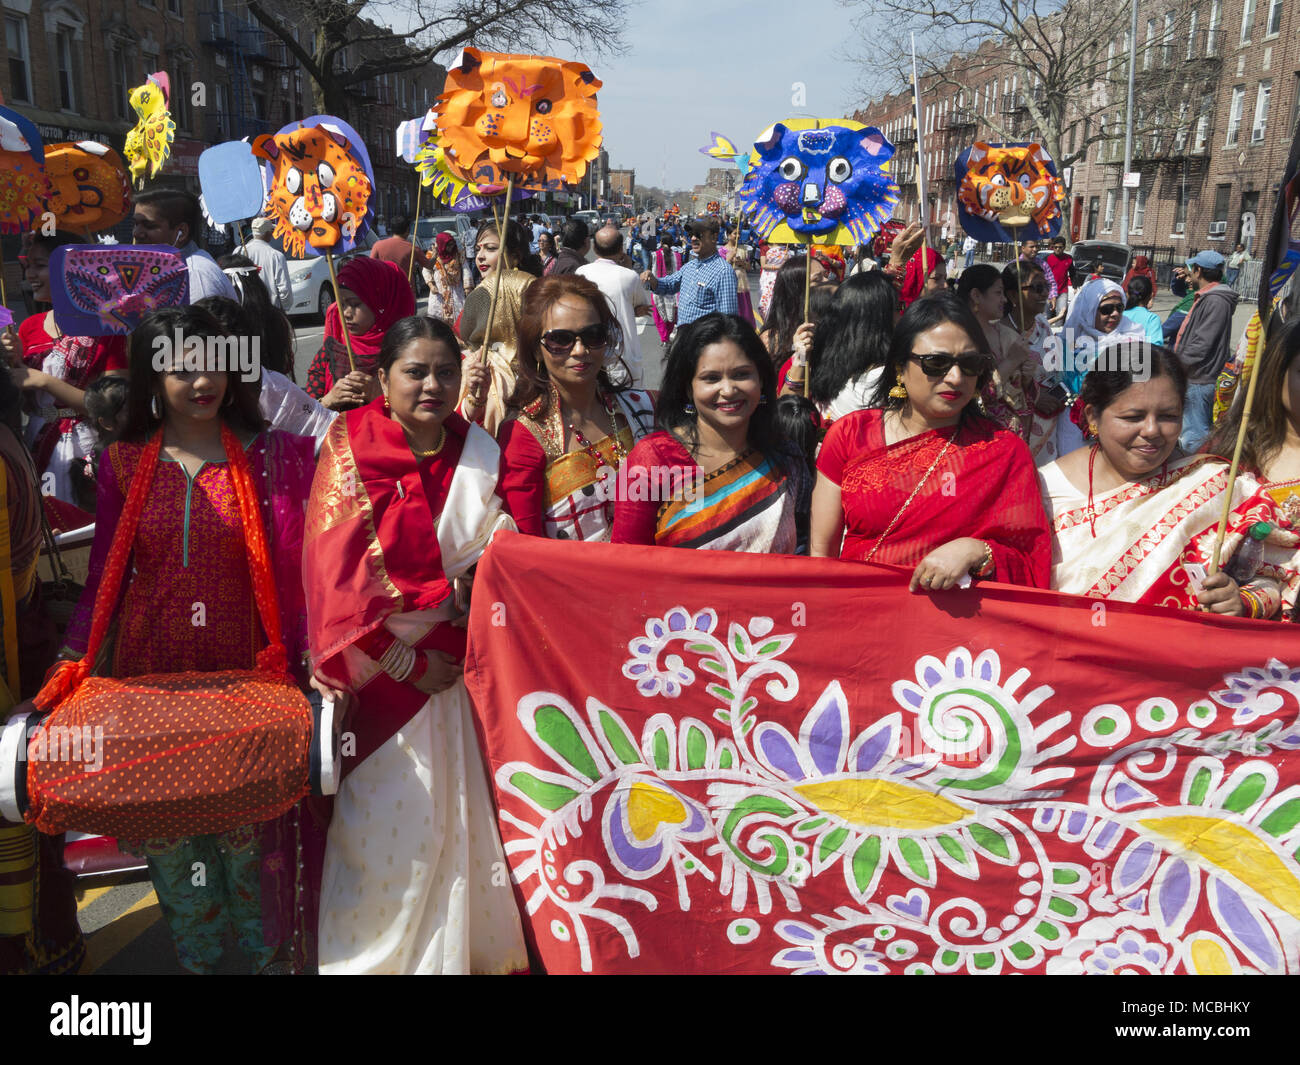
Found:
[640,218,738,325]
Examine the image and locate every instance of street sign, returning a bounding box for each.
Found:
[1122,171,1141,188]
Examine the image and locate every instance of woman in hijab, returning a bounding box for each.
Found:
[1122,254,1158,296]
[899,245,946,308]
[1055,277,1146,454]
[306,257,415,411]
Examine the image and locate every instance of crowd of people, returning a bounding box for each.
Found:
[1,187,1298,976]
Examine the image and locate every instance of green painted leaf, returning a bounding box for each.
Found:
[714,710,732,723]
[702,659,726,676]
[652,730,671,770]
[1048,896,1079,918]
[851,836,882,895]
[969,823,1012,861]
[1009,941,1034,961]
[1223,772,1268,814]
[1260,798,1300,837]
[937,834,970,866]
[719,748,733,769]
[797,817,829,832]
[687,642,714,654]
[1035,921,1061,942]
[733,630,747,656]
[739,697,757,716]
[756,639,784,656]
[940,949,959,966]
[598,709,641,766]
[510,771,580,811]
[818,827,850,864]
[686,725,708,770]
[972,952,996,970]
[741,716,756,735]
[720,795,796,875]
[1052,867,1081,885]
[535,705,601,782]
[706,683,735,702]
[898,837,931,880]
[1188,765,1214,805]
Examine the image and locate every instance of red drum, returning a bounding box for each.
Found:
[0,681,338,836]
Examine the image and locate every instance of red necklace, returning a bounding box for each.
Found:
[552,383,626,468]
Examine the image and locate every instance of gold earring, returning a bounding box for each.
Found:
[888,373,907,400]
[383,394,390,413]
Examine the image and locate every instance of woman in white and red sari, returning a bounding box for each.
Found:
[1039,342,1300,618]
[304,316,527,974]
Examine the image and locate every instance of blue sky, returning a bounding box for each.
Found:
[592,0,877,191]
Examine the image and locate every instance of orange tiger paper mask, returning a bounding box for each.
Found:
[434,47,602,191]
[45,141,132,234]
[251,117,374,258]
[956,142,1064,239]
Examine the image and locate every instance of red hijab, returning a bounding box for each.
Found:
[900,245,943,307]
[323,257,415,358]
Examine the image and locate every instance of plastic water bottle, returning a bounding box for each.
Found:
[1226,522,1274,583]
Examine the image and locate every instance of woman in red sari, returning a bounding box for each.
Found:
[811,291,1051,590]
[304,316,525,974]
[899,245,946,308]
[305,257,414,411]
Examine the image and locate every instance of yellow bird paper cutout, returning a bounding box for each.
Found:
[124,72,176,186]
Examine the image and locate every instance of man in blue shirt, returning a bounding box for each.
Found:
[640,219,738,323]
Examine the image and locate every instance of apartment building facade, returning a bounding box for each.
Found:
[0,0,444,235]
[853,0,1299,261]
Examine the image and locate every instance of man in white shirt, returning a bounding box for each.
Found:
[243,217,293,310]
[577,225,653,385]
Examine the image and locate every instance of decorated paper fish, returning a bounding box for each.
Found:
[433,47,602,192]
[123,72,176,185]
[43,141,131,234]
[51,244,189,335]
[737,118,900,246]
[955,142,1065,241]
[0,106,47,234]
[251,115,375,259]
[699,131,750,172]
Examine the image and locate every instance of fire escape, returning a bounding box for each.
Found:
[200,6,291,142]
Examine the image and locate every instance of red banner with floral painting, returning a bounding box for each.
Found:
[465,532,1300,975]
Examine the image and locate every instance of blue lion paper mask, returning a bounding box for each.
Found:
[738,120,899,245]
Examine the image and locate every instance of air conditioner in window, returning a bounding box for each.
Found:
[1208,220,1227,236]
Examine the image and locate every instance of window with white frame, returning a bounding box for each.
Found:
[54,26,76,110]
[1103,188,1117,231]
[1225,85,1245,145]
[1186,9,1198,59]
[1163,11,1176,65]
[1265,0,1282,35]
[1144,18,1157,70]
[5,16,31,103]
[1207,0,1222,52]
[1174,183,1190,233]
[111,45,131,120]
[1251,80,1271,141]
[1131,187,1147,234]
[1239,0,1256,44]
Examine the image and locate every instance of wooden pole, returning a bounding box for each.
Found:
[803,242,813,399]
[324,250,356,373]
[1208,301,1270,574]
[0,244,8,315]
[407,179,424,286]
[479,174,516,362]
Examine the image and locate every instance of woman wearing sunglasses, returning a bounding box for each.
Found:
[611,313,802,553]
[498,275,657,541]
[810,292,1051,591]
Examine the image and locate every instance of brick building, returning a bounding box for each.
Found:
[609,166,635,204]
[0,0,443,239]
[854,0,1299,273]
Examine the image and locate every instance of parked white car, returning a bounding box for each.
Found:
[285,256,335,319]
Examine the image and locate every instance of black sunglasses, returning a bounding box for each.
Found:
[541,324,610,355]
[910,352,991,377]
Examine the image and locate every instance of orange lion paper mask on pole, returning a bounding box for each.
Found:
[433,46,602,192]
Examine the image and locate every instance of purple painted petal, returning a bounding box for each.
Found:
[695,611,713,632]
[901,687,924,709]
[1220,693,1245,705]
[628,664,648,675]
[668,611,687,632]
[807,694,845,775]
[638,678,659,695]
[650,621,665,638]
[1114,781,1142,804]
[775,949,817,964]
[1093,821,1120,851]
[758,727,806,780]
[1093,958,1110,970]
[777,921,817,941]
[1143,949,1162,965]
[1034,807,1056,828]
[953,657,966,678]
[1117,840,1156,893]
[855,727,893,772]
[633,641,652,655]
[1157,859,1191,927]
[1210,878,1278,970]
[979,658,995,680]
[923,665,942,687]
[1066,811,1088,835]
[606,797,665,872]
